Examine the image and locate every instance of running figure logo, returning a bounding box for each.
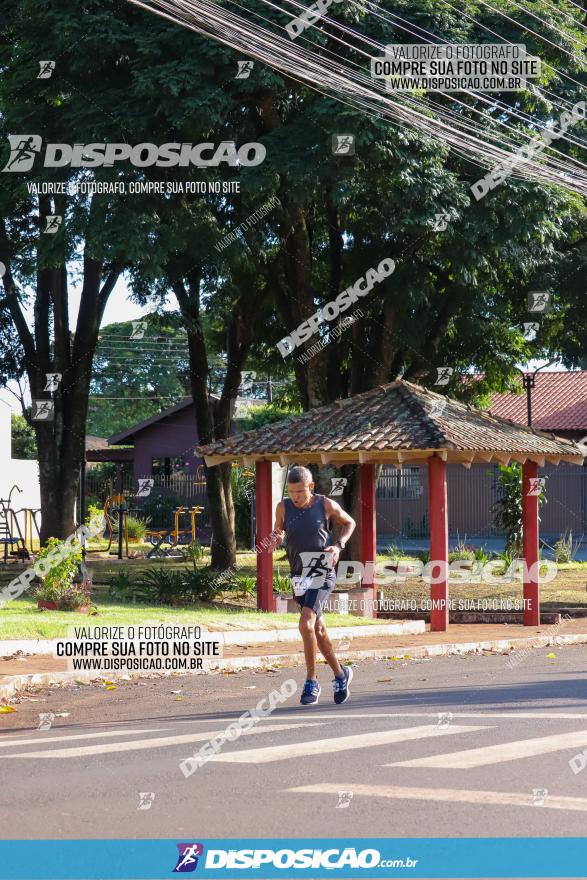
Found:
[173,843,204,872]
[236,60,254,79]
[299,550,333,589]
[43,373,62,392]
[332,134,355,155]
[2,135,42,172]
[434,366,453,386]
[37,61,55,79]
[330,477,347,496]
[528,291,551,313]
[31,400,54,421]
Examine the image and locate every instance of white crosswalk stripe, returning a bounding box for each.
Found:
[0,728,169,748]
[388,728,587,769]
[0,722,323,759]
[286,783,587,812]
[208,724,489,764]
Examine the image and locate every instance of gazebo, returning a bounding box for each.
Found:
[197,380,585,632]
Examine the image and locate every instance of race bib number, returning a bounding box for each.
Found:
[291,576,316,596]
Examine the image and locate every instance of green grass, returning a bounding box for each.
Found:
[2,551,586,641]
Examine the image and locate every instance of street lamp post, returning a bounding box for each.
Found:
[521,359,557,427]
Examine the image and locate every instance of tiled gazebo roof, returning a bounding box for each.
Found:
[197,380,585,468]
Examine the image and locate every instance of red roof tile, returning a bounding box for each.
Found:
[197,380,585,466]
[490,372,587,432]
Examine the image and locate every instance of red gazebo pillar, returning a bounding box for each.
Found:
[255,460,274,612]
[359,463,377,618]
[427,454,449,631]
[522,460,540,626]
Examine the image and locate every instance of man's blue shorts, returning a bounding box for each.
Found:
[293,572,336,618]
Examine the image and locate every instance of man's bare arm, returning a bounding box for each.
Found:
[324,498,356,565]
[325,497,356,544]
[266,500,285,550]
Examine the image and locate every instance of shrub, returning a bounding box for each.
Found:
[58,580,95,611]
[108,569,153,604]
[182,567,222,603]
[35,537,83,603]
[136,567,186,606]
[125,515,149,541]
[553,530,580,564]
[273,567,292,596]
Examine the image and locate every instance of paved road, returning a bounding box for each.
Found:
[2,646,587,842]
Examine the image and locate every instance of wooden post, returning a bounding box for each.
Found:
[255,460,274,612]
[359,463,377,618]
[522,460,540,626]
[427,455,449,631]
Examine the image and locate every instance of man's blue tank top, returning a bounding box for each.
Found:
[283,494,332,577]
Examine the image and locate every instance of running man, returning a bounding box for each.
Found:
[269,465,356,706]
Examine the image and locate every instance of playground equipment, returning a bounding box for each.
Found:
[146,505,204,558]
[0,485,39,562]
[86,492,205,558]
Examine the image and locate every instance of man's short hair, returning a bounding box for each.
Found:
[287,465,313,485]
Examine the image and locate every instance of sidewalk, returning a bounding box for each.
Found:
[2,620,586,702]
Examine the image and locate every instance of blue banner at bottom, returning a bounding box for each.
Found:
[1,838,587,879]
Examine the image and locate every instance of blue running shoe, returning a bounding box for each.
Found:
[300,679,321,705]
[333,665,353,704]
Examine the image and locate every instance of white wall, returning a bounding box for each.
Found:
[0,399,41,516]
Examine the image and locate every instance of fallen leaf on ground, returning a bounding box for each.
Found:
[174,696,183,701]
[0,706,16,713]
[547,652,557,659]
[377,679,393,683]
[105,685,117,691]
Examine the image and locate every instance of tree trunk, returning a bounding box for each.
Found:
[171,266,252,570]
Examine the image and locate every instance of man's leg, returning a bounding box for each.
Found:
[298,607,319,680]
[315,616,343,678]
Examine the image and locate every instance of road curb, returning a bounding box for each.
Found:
[2,630,586,703]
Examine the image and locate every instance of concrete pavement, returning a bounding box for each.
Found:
[2,647,587,843]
